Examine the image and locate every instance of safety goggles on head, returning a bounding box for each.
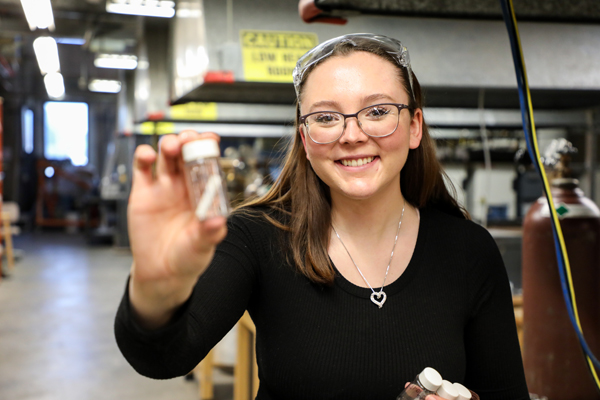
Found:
[292,33,415,101]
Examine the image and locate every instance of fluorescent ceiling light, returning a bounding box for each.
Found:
[106,1,175,18]
[56,38,86,45]
[20,0,55,31]
[94,54,138,70]
[33,37,60,75]
[88,79,122,93]
[44,72,65,99]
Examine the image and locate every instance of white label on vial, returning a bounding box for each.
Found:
[196,174,221,220]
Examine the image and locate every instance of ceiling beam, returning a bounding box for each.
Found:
[313,0,600,23]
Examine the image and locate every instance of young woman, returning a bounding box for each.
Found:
[116,34,529,400]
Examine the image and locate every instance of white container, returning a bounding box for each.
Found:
[182,139,230,221]
[396,367,443,400]
[436,380,459,400]
[453,382,472,400]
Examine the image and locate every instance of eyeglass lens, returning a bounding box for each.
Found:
[305,104,401,143]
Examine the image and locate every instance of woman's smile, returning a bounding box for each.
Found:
[336,156,378,169]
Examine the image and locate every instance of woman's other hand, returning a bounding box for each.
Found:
[425,390,480,400]
[127,130,228,329]
[403,382,478,400]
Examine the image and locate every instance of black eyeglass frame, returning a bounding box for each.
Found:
[299,103,411,144]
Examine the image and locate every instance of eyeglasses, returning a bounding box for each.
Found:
[299,103,410,144]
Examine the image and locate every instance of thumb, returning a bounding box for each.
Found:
[200,216,228,245]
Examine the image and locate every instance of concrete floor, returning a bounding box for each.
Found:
[0,232,233,400]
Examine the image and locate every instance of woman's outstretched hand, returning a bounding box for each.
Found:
[127,130,228,329]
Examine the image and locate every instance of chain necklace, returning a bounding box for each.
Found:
[332,202,405,308]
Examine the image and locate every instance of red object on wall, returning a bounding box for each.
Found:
[147,111,166,121]
[204,70,235,84]
[298,0,347,24]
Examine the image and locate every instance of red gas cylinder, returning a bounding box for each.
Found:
[522,177,600,400]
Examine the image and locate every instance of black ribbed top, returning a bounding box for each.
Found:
[114,207,529,400]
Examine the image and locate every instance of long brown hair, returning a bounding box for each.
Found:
[237,40,468,285]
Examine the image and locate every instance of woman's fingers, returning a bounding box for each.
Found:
[132,144,157,187]
[179,130,220,146]
[201,216,228,244]
[187,216,228,254]
[156,130,221,178]
[156,134,181,177]
[132,130,223,204]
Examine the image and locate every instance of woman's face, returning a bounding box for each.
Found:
[299,51,422,203]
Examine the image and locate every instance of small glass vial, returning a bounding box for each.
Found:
[397,367,443,400]
[452,383,472,400]
[436,380,459,400]
[182,139,230,221]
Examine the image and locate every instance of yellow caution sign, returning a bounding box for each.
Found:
[138,122,175,135]
[240,30,318,83]
[156,122,175,135]
[140,122,155,135]
[170,102,218,121]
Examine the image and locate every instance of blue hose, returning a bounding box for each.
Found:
[499,0,600,376]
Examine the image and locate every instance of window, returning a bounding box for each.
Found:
[22,108,34,154]
[44,101,89,166]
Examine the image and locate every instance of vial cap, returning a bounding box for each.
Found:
[453,383,472,400]
[437,380,459,400]
[182,139,220,162]
[419,367,442,392]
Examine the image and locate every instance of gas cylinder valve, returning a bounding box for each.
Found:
[541,138,578,179]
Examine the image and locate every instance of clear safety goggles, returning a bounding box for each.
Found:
[292,33,415,100]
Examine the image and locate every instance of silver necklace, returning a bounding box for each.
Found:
[332,202,405,308]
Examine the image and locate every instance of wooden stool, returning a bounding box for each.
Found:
[513,294,524,351]
[1,202,20,272]
[234,312,258,400]
[194,348,216,399]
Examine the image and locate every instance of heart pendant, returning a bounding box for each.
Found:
[370,291,387,308]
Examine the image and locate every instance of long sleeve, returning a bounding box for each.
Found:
[462,224,529,399]
[114,212,263,379]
